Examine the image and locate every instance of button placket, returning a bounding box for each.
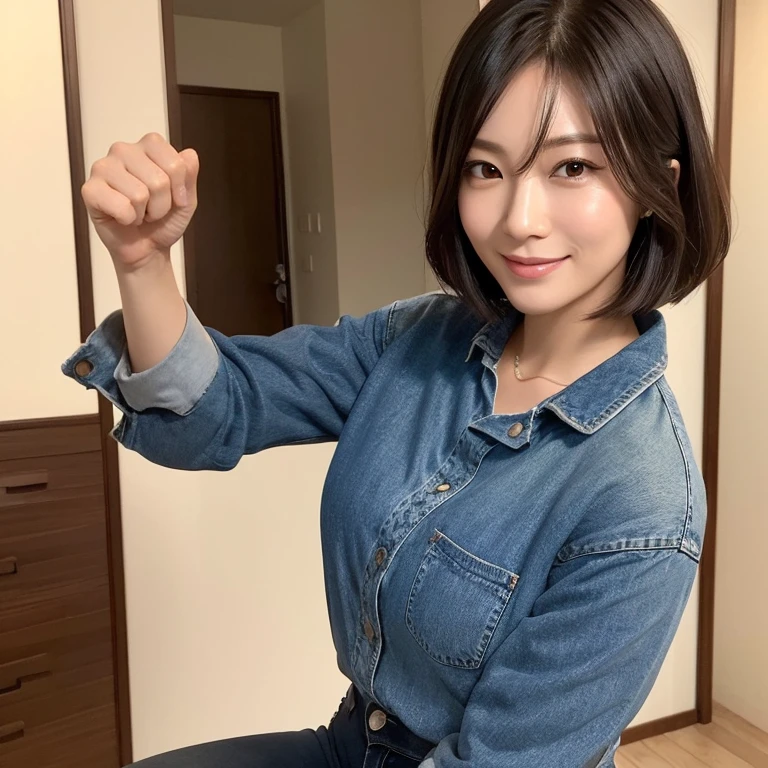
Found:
[354,431,497,695]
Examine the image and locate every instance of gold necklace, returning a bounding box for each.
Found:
[513,354,570,387]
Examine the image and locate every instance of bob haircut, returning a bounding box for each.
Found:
[426,0,731,323]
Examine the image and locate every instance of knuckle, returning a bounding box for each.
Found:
[147,171,170,193]
[167,158,185,176]
[108,140,128,155]
[142,131,165,146]
[130,187,150,206]
[90,157,109,175]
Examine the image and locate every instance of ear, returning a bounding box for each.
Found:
[668,158,681,189]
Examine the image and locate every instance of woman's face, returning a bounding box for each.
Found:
[458,62,648,319]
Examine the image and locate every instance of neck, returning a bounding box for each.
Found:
[511,305,639,383]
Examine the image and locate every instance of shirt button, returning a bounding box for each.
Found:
[374,547,387,566]
[74,359,94,377]
[508,422,524,438]
[368,709,387,731]
[435,482,451,492]
[364,618,375,642]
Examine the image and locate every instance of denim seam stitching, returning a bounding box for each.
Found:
[557,542,680,563]
[431,529,519,582]
[550,358,667,433]
[383,299,400,352]
[655,379,698,560]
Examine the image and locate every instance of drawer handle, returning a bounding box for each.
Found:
[0,471,49,495]
[0,557,17,577]
[0,654,50,696]
[0,721,24,743]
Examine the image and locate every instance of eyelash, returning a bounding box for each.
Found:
[463,157,600,181]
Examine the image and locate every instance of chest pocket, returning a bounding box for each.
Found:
[406,530,519,669]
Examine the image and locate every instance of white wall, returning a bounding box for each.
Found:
[173,15,298,322]
[282,2,341,327]
[0,0,96,420]
[324,0,429,316]
[713,0,768,733]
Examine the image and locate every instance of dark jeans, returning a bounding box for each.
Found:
[128,685,436,768]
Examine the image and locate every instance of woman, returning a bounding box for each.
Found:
[64,0,730,765]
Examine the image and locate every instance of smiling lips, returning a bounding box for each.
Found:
[502,254,570,279]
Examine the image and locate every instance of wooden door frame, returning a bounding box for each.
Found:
[58,0,735,756]
[174,83,294,328]
[58,1,132,764]
[697,0,735,727]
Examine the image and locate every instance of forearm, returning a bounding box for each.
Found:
[115,250,187,372]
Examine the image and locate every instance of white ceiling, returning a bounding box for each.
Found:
[173,0,321,27]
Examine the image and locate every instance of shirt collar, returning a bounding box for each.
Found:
[465,306,668,434]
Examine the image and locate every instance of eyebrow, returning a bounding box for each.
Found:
[471,133,601,155]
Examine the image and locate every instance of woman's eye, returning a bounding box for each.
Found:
[466,162,501,180]
[553,161,590,179]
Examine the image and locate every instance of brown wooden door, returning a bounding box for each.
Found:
[179,86,292,337]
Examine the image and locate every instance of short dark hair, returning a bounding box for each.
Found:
[425,0,731,323]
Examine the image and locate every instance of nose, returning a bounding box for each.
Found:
[501,176,551,241]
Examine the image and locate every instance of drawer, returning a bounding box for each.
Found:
[0,491,106,545]
[0,453,105,543]
[0,561,110,634]
[0,613,117,764]
[0,702,119,768]
[0,497,111,633]
[0,417,101,462]
[0,640,114,719]
[0,451,104,523]
[0,521,107,577]
[0,610,113,670]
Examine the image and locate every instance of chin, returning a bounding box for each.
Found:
[499,285,572,317]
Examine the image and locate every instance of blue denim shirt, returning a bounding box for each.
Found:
[62,291,703,768]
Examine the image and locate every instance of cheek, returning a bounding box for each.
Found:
[556,189,636,256]
[458,187,496,245]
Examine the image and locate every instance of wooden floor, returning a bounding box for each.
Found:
[616,703,768,767]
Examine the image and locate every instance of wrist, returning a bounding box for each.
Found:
[114,249,181,310]
[112,248,172,279]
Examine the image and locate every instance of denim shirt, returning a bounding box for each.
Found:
[62,291,703,768]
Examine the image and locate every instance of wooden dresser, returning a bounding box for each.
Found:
[0,416,121,767]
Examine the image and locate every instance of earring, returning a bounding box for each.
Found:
[642,209,653,218]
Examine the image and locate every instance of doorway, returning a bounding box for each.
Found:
[179,85,292,337]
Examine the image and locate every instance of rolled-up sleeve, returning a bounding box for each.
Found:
[113,300,219,415]
[419,546,699,768]
[62,298,395,471]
